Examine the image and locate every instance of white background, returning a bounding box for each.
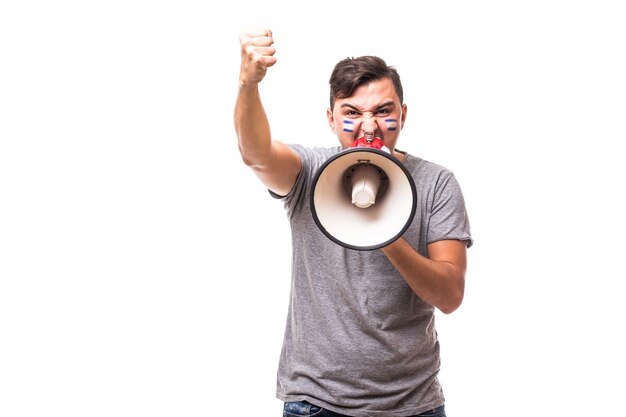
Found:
[1,1,625,415]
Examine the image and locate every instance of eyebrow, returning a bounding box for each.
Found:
[340,101,395,112]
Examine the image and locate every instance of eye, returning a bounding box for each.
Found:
[344,110,360,118]
[375,108,391,117]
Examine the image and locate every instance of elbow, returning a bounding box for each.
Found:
[239,151,256,168]
[238,144,266,169]
[438,283,464,315]
[438,265,466,314]
[439,299,463,314]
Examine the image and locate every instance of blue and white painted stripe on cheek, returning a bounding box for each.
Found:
[342,120,355,132]
[384,119,398,131]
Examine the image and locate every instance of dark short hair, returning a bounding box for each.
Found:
[329,56,404,110]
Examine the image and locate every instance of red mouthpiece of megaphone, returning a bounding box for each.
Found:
[350,136,387,150]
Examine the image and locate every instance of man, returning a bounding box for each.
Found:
[235,29,472,417]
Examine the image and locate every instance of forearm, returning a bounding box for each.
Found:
[381,238,466,314]
[234,80,301,196]
[234,83,272,167]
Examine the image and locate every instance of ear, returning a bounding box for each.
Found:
[400,104,408,129]
[327,108,336,132]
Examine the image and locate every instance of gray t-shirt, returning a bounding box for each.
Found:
[274,144,472,417]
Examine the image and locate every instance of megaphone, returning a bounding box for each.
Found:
[310,136,417,251]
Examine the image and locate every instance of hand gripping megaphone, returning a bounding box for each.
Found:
[310,136,417,250]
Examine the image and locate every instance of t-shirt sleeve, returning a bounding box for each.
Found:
[267,144,323,219]
[427,171,473,248]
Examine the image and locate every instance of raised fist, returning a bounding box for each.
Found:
[239,29,277,86]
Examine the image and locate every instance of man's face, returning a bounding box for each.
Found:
[327,78,407,155]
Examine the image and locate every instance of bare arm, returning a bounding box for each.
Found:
[381,238,467,314]
[234,29,301,196]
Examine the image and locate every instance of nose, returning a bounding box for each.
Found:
[360,115,378,139]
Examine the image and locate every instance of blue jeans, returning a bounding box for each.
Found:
[283,401,446,417]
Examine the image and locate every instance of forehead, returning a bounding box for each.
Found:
[334,78,400,110]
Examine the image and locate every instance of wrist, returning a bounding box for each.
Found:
[239,76,261,91]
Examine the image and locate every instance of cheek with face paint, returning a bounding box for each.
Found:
[384,118,398,131]
[342,120,355,133]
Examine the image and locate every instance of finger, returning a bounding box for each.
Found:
[242,43,276,65]
[249,45,276,57]
[261,55,277,68]
[245,34,274,48]
[246,28,271,38]
[241,28,273,45]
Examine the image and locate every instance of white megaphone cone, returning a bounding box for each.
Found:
[310,136,417,250]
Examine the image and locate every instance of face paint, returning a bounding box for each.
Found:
[384,119,398,131]
[342,120,355,133]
